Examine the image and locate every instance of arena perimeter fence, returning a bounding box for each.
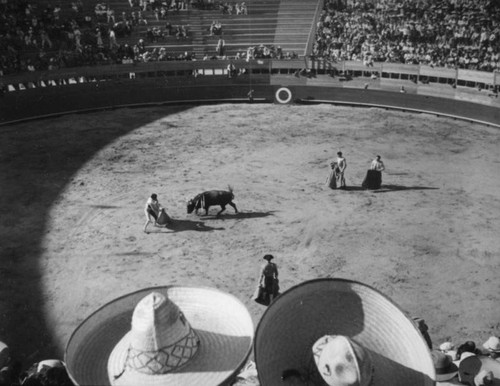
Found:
[1,59,499,127]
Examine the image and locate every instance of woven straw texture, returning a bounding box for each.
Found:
[254,278,436,386]
[65,286,254,386]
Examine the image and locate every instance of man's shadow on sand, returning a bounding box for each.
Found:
[372,184,439,193]
[341,185,439,193]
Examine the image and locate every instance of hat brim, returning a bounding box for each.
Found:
[436,370,458,382]
[484,345,500,354]
[459,356,500,385]
[65,286,254,386]
[254,278,435,386]
[435,362,458,382]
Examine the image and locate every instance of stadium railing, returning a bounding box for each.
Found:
[1,59,499,126]
[2,59,498,92]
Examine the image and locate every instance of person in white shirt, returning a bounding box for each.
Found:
[370,155,385,172]
[336,151,347,188]
[363,155,385,189]
[143,193,162,233]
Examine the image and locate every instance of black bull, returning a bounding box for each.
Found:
[187,190,238,216]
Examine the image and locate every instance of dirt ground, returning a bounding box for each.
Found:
[1,103,499,368]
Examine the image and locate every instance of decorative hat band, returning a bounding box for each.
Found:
[124,326,200,375]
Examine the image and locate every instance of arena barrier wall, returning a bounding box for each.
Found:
[1,59,499,126]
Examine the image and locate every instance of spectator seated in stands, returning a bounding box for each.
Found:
[239,2,248,15]
[114,20,133,38]
[137,11,148,25]
[220,2,233,15]
[94,3,107,20]
[209,20,223,36]
[313,0,500,72]
[164,21,173,36]
[175,25,188,39]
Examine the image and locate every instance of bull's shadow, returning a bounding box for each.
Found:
[153,219,225,232]
[192,210,276,220]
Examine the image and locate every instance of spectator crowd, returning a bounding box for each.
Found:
[2,0,500,76]
[312,0,500,72]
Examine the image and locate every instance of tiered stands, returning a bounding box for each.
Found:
[106,0,320,57]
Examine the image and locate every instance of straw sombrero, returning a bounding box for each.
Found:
[65,286,254,386]
[254,278,435,385]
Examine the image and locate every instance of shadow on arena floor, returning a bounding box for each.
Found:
[0,105,193,365]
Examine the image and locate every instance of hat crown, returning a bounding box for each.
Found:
[126,292,200,375]
[313,335,373,386]
[484,336,500,351]
[130,292,190,351]
[431,350,452,371]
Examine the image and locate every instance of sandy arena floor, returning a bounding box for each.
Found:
[1,103,499,366]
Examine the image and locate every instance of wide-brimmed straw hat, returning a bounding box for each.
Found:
[254,278,435,386]
[65,286,254,386]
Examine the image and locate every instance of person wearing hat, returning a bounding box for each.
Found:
[483,336,500,360]
[20,359,71,386]
[65,285,254,386]
[254,278,435,385]
[459,354,500,386]
[456,341,481,361]
[259,254,279,304]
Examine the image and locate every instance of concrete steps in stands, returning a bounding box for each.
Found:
[80,0,319,58]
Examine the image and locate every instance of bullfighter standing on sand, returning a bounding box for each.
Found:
[336,151,347,188]
[143,193,162,233]
[362,155,385,189]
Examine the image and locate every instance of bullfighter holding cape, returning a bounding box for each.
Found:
[362,155,385,189]
[253,254,279,306]
[143,193,171,233]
